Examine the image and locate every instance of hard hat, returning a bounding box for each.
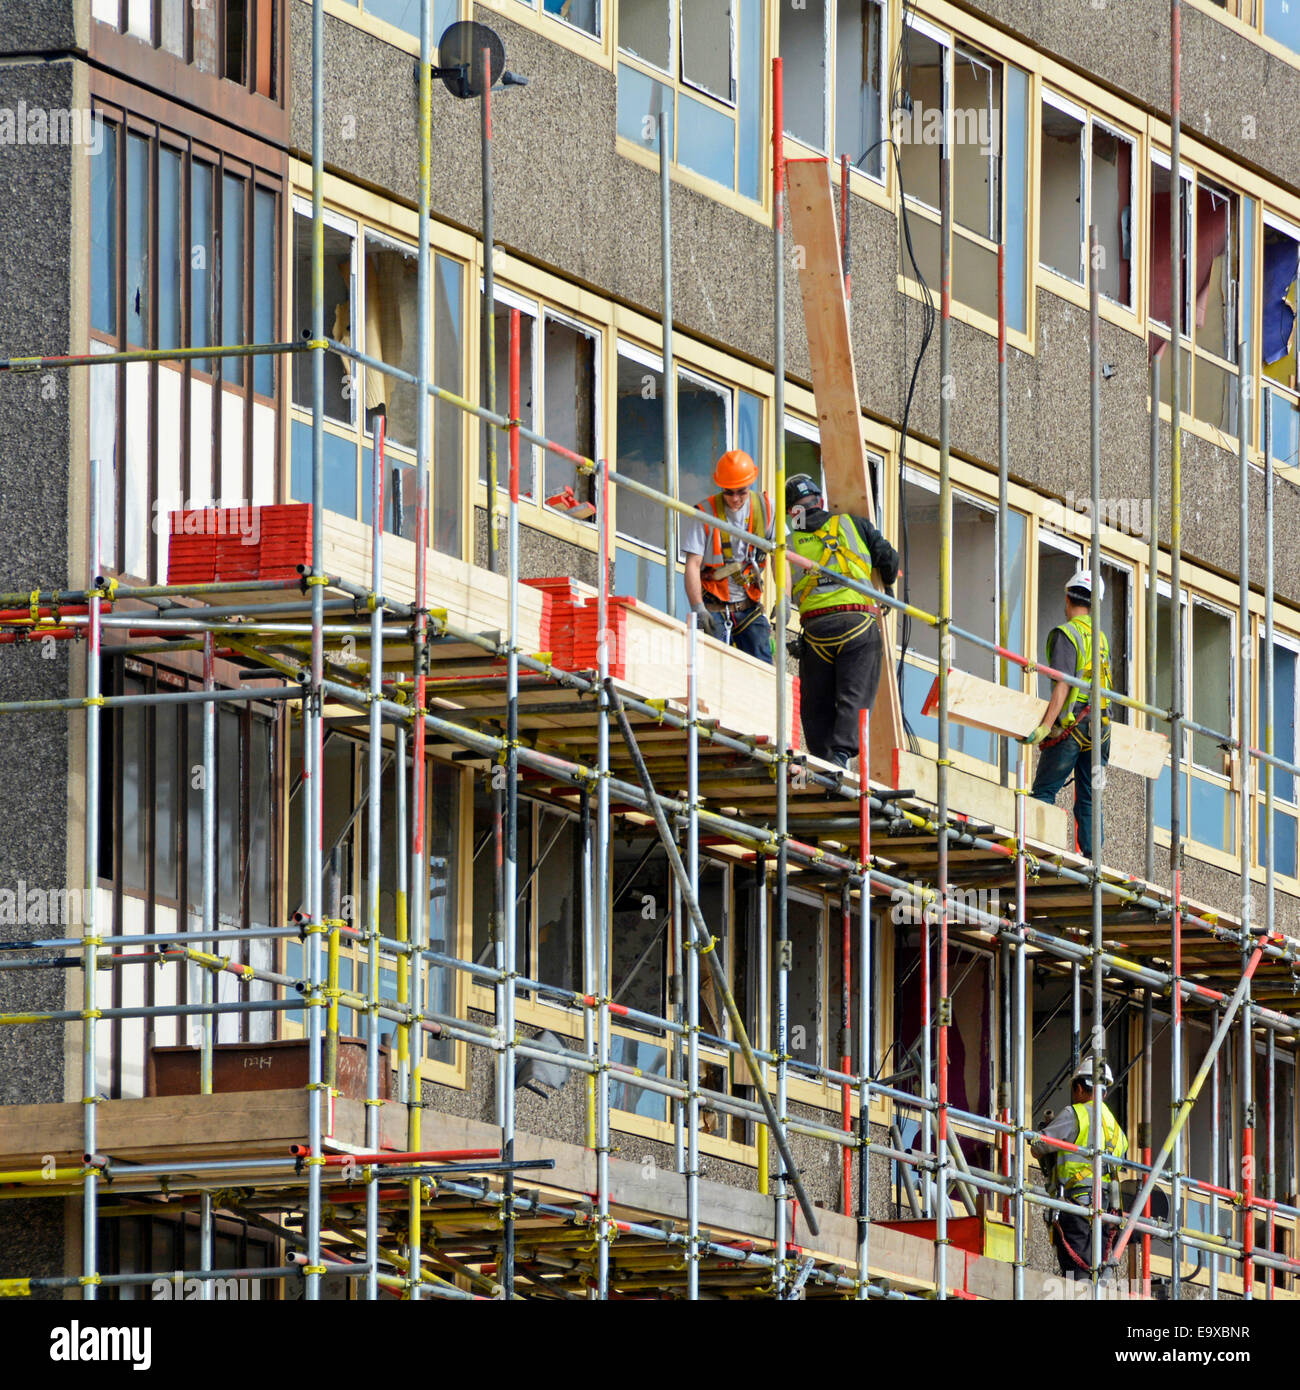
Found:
[713,450,758,490]
[1066,567,1104,604]
[1073,1056,1114,1089]
[785,473,822,511]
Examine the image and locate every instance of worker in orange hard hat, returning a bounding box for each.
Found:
[682,449,775,663]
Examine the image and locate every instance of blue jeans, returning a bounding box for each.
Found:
[1031,727,1111,858]
[715,605,772,664]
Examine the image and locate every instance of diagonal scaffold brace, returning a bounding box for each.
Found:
[604,678,821,1238]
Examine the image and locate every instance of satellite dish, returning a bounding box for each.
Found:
[437,21,506,99]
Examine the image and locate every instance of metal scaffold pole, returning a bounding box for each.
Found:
[1239,333,1255,1300]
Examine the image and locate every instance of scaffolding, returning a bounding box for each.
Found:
[1,0,1299,1301]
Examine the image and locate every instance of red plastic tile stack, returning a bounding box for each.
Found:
[521,579,637,677]
[167,505,313,586]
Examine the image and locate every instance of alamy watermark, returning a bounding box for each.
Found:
[0,103,103,155]
[0,882,84,927]
[1040,491,1152,544]
[892,99,1000,159]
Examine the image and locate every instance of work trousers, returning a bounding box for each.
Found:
[1031,725,1112,858]
[1053,1202,1116,1279]
[704,602,773,664]
[798,612,882,765]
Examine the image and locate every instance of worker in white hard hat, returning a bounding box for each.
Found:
[1032,1056,1129,1279]
[1022,568,1113,858]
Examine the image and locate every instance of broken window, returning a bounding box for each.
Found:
[1040,96,1134,308]
[433,254,465,555]
[1263,219,1299,471]
[834,0,885,179]
[620,0,671,70]
[479,290,538,497]
[360,233,420,450]
[899,19,944,213]
[781,0,828,150]
[682,0,734,101]
[542,314,598,514]
[1035,538,1130,721]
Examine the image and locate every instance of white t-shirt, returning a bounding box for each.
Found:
[681,496,769,603]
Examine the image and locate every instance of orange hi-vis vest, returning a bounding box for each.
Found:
[697,491,773,605]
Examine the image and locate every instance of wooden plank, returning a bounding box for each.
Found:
[924,667,1171,781]
[893,749,1069,848]
[785,157,905,770]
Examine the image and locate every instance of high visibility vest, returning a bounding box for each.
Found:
[1054,614,1112,726]
[790,514,876,617]
[697,491,772,604]
[1056,1101,1127,1194]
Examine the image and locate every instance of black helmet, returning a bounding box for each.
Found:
[786,473,822,510]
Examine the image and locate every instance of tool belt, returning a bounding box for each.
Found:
[703,598,765,635]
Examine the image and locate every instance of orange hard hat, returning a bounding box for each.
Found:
[713,450,758,490]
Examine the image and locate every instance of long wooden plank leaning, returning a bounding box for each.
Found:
[785,156,904,770]
[922,667,1170,780]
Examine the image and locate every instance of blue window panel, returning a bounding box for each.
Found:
[1152,765,1188,834]
[1265,0,1300,57]
[291,420,358,517]
[737,389,762,467]
[222,174,246,384]
[361,444,374,528]
[1259,641,1296,802]
[285,939,304,1028]
[677,91,735,190]
[901,661,996,764]
[617,64,673,152]
[158,148,183,352]
[1259,806,1298,878]
[1243,196,1256,445]
[608,1036,668,1119]
[544,0,599,36]
[1269,388,1300,471]
[253,187,277,397]
[126,133,150,347]
[615,543,689,615]
[737,0,763,200]
[366,0,458,40]
[1004,65,1030,335]
[91,124,118,336]
[1005,508,1027,655]
[1189,777,1232,852]
[191,161,215,374]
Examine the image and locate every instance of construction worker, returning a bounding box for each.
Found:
[1024,569,1112,858]
[682,450,776,663]
[785,473,900,768]
[1032,1057,1129,1279]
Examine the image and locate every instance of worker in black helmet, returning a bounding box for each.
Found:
[785,474,899,768]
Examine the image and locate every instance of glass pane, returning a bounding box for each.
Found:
[737,0,763,199]
[218,708,241,920]
[92,124,118,337]
[676,90,735,188]
[362,235,419,449]
[479,300,536,495]
[1091,125,1134,307]
[1262,225,1298,393]
[1003,65,1029,333]
[900,25,944,211]
[291,212,355,424]
[737,389,762,467]
[615,350,666,547]
[161,0,184,54]
[122,681,147,894]
[953,233,998,319]
[1149,161,1192,332]
[1267,387,1300,470]
[542,317,597,508]
[1154,592,1177,727]
[773,896,822,1065]
[608,1036,668,1118]
[834,0,883,178]
[425,759,460,1064]
[191,160,215,374]
[676,370,729,511]
[1259,807,1298,877]
[249,718,272,928]
[1264,0,1300,56]
[536,812,579,990]
[1189,775,1233,853]
[158,148,182,351]
[1259,641,1297,803]
[617,63,673,152]
[1195,179,1237,362]
[324,429,358,518]
[222,174,245,383]
[1190,603,1232,770]
[681,0,734,102]
[434,255,464,555]
[253,188,276,397]
[156,701,179,900]
[1193,352,1240,435]
[619,0,669,69]
[781,0,827,149]
[544,0,599,37]
[126,134,150,347]
[1039,102,1082,282]
[952,46,999,242]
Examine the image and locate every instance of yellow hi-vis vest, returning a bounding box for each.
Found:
[1055,614,1112,726]
[1056,1101,1127,1194]
[789,514,876,617]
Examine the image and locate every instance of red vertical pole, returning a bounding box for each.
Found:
[773,59,783,232]
[1244,1119,1256,1296]
[841,886,852,1214]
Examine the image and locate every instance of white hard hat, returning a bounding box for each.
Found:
[1073,1056,1114,1089]
[1066,568,1104,603]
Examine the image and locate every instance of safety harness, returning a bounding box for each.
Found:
[698,491,773,606]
